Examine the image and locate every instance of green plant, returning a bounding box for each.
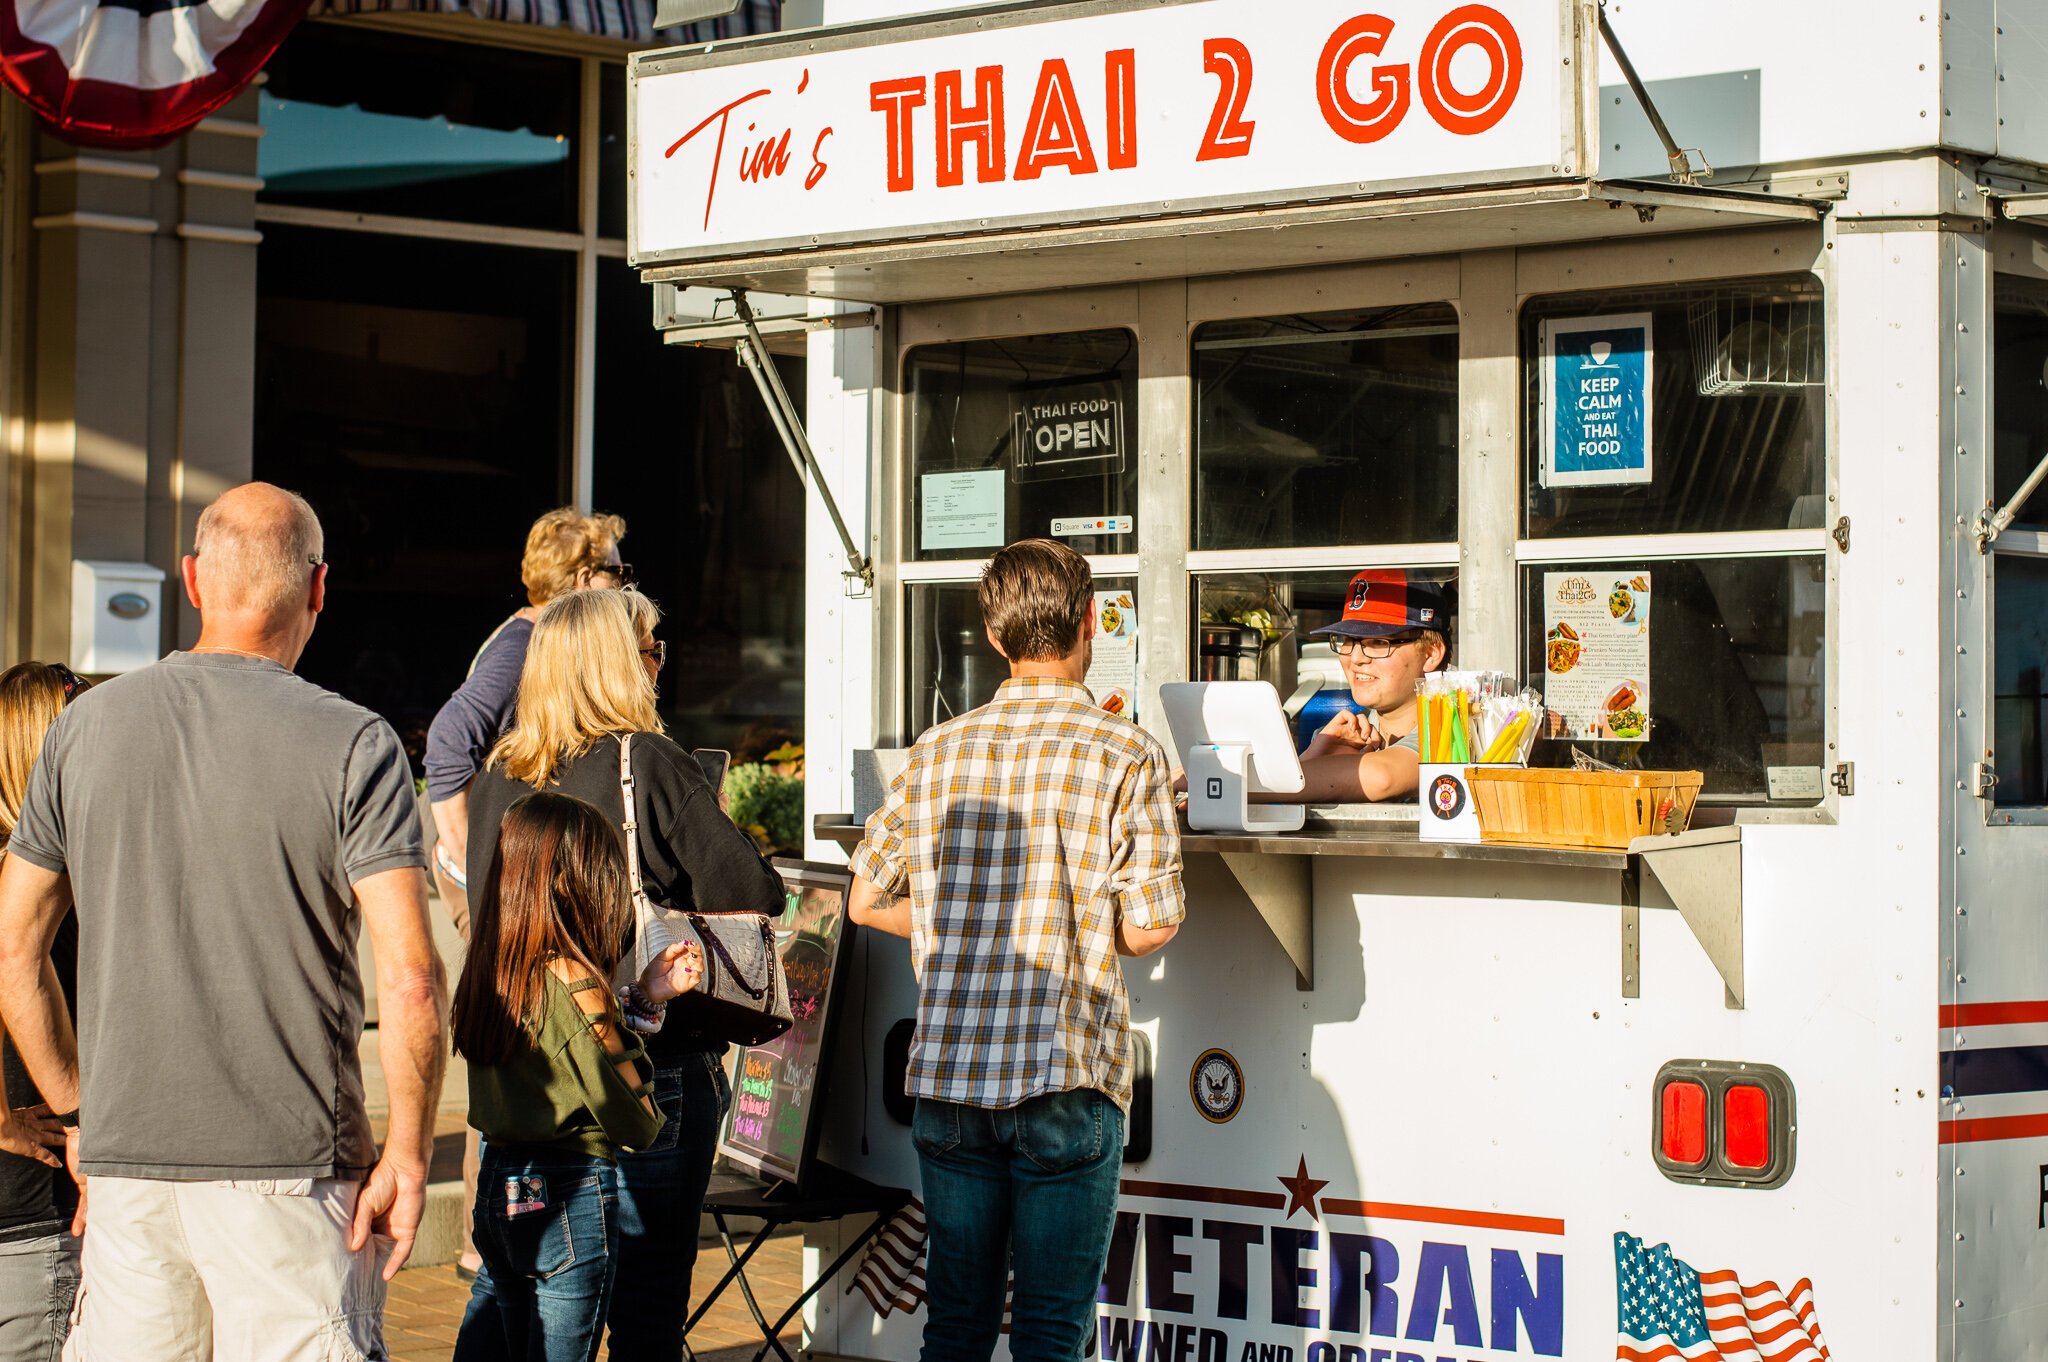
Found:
[725,761,805,857]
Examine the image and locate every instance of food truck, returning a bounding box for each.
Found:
[627,2,2048,1356]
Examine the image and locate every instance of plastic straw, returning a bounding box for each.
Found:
[1450,692,1470,763]
[1418,689,1431,758]
[1453,691,1473,763]
[1483,712,1529,763]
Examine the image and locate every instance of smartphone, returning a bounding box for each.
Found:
[693,748,732,792]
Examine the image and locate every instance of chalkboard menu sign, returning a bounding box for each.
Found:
[717,860,856,1188]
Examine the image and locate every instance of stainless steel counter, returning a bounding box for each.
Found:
[811,815,1743,1009]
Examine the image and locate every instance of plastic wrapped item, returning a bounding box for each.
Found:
[1415,670,1545,766]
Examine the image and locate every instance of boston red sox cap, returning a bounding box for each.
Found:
[1309,569,1453,640]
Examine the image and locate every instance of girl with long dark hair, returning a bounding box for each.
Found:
[450,792,701,1362]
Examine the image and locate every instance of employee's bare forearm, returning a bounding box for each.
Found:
[1283,750,1418,804]
[359,868,448,1172]
[0,859,79,1112]
[848,874,913,939]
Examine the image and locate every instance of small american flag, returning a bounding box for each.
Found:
[1615,1232,1831,1362]
[849,1198,928,1318]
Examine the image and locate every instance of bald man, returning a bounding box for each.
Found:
[0,483,447,1361]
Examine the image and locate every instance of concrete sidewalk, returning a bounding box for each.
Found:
[384,1234,806,1361]
[364,880,809,1358]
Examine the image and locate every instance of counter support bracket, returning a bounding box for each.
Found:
[1625,828,1745,1010]
[1217,851,1313,992]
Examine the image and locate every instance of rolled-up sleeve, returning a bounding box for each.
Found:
[1109,745,1184,930]
[846,764,911,895]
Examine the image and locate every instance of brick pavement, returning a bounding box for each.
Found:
[383,1231,807,1362]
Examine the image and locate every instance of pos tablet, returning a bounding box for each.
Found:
[1158,681,1307,833]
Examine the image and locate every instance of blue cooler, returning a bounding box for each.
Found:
[1294,686,1364,752]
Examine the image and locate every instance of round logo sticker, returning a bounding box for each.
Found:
[1428,773,1466,821]
[1190,1048,1245,1124]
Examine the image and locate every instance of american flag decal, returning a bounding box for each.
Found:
[849,1198,928,1318]
[1615,1232,1831,1362]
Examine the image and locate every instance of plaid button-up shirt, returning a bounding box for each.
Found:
[849,677,1184,1112]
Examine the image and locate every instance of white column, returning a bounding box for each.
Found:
[802,303,880,859]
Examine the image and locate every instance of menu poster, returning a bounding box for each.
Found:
[1540,312,1654,488]
[1086,588,1137,722]
[1543,571,1651,743]
[717,863,856,1188]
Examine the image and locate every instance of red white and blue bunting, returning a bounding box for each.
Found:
[0,0,777,147]
[1,0,311,146]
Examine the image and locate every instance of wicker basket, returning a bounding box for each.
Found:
[1466,768,1703,851]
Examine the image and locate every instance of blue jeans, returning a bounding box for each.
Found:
[913,1088,1124,1362]
[455,1151,620,1362]
[605,1053,731,1362]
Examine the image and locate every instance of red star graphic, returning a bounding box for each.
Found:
[1277,1156,1329,1223]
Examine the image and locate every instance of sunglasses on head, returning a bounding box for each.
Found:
[49,664,90,700]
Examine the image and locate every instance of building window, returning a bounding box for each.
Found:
[259,25,581,233]
[254,20,804,767]
[253,224,573,755]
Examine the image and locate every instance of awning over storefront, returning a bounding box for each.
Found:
[312,0,777,47]
[635,178,1824,306]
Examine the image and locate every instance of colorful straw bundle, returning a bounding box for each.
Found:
[1415,671,1544,766]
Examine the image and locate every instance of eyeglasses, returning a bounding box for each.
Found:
[1333,634,1423,659]
[49,663,90,700]
[639,640,667,667]
[599,561,636,587]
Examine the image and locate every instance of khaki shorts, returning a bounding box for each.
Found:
[62,1176,389,1362]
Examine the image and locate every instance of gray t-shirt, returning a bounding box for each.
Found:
[8,652,423,1179]
[1370,711,1422,755]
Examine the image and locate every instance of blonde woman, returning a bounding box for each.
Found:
[0,662,88,1361]
[425,506,629,1280]
[426,506,633,917]
[464,589,783,1360]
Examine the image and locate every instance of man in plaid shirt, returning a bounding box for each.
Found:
[849,538,1184,1362]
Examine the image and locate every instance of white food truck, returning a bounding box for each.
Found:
[628,2,2048,1357]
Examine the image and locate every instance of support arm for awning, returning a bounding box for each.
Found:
[1978,449,2048,552]
[1598,0,1711,186]
[730,290,874,595]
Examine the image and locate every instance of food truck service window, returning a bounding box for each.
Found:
[1194,306,1459,551]
[1187,303,1460,788]
[1519,277,1829,805]
[1989,277,2048,808]
[1194,569,1458,752]
[906,329,1138,563]
[907,577,1137,740]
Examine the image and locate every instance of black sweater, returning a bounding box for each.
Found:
[467,732,786,1061]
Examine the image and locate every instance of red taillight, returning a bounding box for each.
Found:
[1660,1080,1707,1165]
[1723,1084,1771,1169]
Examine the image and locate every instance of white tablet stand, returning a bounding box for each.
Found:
[1160,681,1307,834]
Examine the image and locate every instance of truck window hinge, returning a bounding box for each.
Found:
[1832,516,1851,553]
[1830,762,1856,797]
[1973,761,2000,799]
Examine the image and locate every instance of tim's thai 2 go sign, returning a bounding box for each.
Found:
[630,0,1584,263]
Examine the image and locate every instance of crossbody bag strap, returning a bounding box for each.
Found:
[617,732,647,901]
